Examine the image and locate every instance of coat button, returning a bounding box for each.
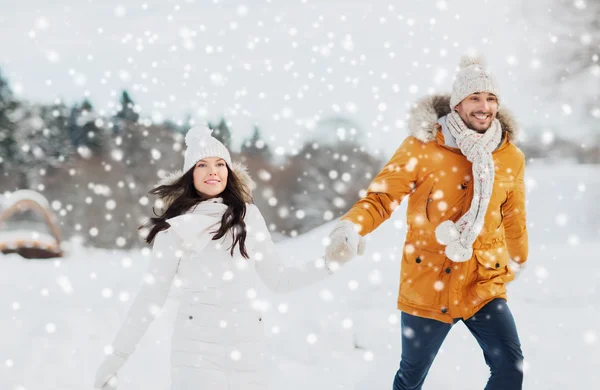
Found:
[441,307,448,314]
[445,267,452,274]
[415,257,422,264]
[495,263,500,269]
[460,182,468,190]
[259,317,262,322]
[427,198,433,203]
[189,316,193,320]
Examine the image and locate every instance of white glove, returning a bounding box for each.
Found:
[94,351,128,389]
[325,220,366,264]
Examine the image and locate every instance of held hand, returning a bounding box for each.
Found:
[325,220,366,264]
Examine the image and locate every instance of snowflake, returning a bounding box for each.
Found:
[368,269,383,285]
[319,289,334,302]
[57,276,73,294]
[119,291,130,302]
[306,333,318,344]
[574,0,587,10]
[583,330,597,345]
[534,266,549,280]
[341,318,353,329]
[555,213,568,226]
[114,5,127,17]
[277,304,288,314]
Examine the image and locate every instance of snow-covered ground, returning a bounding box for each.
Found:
[1,162,599,390]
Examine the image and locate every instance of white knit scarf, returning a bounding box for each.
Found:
[166,197,228,253]
[435,111,502,262]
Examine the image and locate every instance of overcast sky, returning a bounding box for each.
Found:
[0,0,586,156]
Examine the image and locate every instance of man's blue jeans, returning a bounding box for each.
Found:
[393,298,524,390]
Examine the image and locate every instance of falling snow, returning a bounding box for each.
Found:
[0,1,599,390]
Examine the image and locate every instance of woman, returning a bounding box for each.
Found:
[94,126,335,389]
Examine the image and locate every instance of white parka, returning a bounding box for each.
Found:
[104,200,332,389]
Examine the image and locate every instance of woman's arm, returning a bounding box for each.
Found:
[95,230,181,388]
[246,204,333,293]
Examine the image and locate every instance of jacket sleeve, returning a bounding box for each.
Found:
[246,204,333,293]
[110,230,181,356]
[341,136,420,235]
[502,156,529,264]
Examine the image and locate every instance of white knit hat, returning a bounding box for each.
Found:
[450,56,500,110]
[183,126,232,173]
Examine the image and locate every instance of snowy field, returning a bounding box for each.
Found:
[1,162,599,390]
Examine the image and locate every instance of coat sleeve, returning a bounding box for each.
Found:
[502,156,529,264]
[341,136,421,235]
[246,204,333,293]
[110,230,181,356]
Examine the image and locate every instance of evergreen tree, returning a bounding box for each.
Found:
[67,99,105,153]
[0,68,18,168]
[116,90,139,123]
[81,98,93,112]
[241,125,272,162]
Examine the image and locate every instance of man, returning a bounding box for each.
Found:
[326,56,528,390]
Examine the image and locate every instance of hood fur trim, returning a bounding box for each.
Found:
[154,161,255,211]
[408,94,519,143]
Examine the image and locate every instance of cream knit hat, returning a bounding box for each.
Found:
[183,126,232,173]
[450,56,500,110]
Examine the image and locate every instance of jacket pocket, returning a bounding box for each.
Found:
[497,201,506,230]
[424,181,436,224]
[492,180,509,230]
[399,246,445,307]
[473,245,511,300]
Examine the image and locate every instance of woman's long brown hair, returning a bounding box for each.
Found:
[141,164,251,258]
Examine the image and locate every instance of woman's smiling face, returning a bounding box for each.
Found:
[192,157,228,197]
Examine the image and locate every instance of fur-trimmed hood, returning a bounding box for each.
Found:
[408,94,519,143]
[154,161,255,210]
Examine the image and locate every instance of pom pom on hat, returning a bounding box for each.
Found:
[182,125,232,173]
[450,54,500,109]
[185,126,214,147]
[458,55,485,69]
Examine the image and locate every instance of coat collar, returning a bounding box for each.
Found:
[407,94,519,144]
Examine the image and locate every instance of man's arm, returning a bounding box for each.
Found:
[502,156,528,264]
[341,136,421,235]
